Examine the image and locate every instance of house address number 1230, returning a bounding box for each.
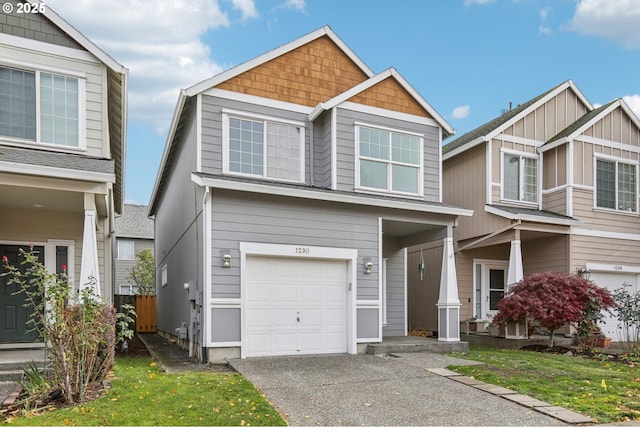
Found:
[295,247,310,254]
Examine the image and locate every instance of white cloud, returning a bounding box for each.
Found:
[451,105,471,119]
[623,95,640,119]
[47,0,232,134]
[567,0,640,49]
[539,6,552,20]
[539,26,552,35]
[230,0,259,20]
[284,0,306,11]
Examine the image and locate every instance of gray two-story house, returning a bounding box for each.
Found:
[149,26,471,361]
[0,0,127,346]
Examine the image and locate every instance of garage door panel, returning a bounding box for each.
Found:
[590,272,639,341]
[245,256,348,357]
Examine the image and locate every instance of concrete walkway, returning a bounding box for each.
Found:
[228,352,575,426]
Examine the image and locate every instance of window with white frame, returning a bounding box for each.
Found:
[596,158,637,212]
[503,153,537,203]
[225,114,304,182]
[357,125,422,195]
[161,264,168,287]
[117,240,134,260]
[0,65,81,147]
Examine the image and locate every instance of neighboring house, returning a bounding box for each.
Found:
[422,80,640,340]
[114,204,154,295]
[149,26,472,361]
[0,0,127,346]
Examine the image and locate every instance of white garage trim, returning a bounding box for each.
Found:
[239,243,358,358]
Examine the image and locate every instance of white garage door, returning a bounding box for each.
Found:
[590,272,639,341]
[245,256,348,357]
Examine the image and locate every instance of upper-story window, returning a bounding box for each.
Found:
[503,153,537,203]
[117,240,134,260]
[356,124,423,196]
[224,112,305,183]
[0,65,81,148]
[596,158,637,213]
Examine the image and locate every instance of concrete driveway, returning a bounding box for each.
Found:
[228,352,567,426]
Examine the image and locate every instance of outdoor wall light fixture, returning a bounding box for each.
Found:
[222,254,231,268]
[364,261,373,274]
[577,266,590,280]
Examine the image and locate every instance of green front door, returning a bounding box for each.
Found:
[0,245,44,343]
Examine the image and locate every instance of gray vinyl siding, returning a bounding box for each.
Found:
[334,107,441,202]
[209,190,380,300]
[312,110,332,188]
[200,95,311,181]
[383,250,405,336]
[154,106,203,336]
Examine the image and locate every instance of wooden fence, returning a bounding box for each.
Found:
[114,294,157,333]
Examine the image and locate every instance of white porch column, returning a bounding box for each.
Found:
[437,235,461,342]
[507,239,523,287]
[79,208,101,299]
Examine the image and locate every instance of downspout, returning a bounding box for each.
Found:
[197,185,210,362]
[309,119,315,186]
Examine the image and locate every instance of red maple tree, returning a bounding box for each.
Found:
[493,271,617,347]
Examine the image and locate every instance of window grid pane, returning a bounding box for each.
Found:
[618,163,637,212]
[40,73,79,146]
[228,118,264,175]
[0,67,36,140]
[359,127,389,160]
[504,154,520,200]
[523,157,537,202]
[596,160,616,209]
[266,122,301,180]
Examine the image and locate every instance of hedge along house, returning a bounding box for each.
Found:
[0,1,127,347]
[148,26,472,361]
[412,80,640,341]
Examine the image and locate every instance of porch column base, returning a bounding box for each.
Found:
[437,303,461,342]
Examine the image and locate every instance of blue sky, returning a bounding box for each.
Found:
[47,0,640,206]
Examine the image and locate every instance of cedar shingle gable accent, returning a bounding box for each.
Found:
[215,36,370,106]
[349,76,432,119]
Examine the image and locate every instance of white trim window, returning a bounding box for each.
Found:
[596,158,637,213]
[117,240,134,260]
[223,112,305,182]
[0,65,84,148]
[503,153,537,203]
[356,124,423,196]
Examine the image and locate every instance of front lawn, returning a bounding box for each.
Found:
[449,347,640,424]
[5,357,286,426]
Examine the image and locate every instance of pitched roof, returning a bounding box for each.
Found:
[115,204,154,239]
[486,204,580,226]
[442,80,592,159]
[308,67,454,136]
[541,97,640,152]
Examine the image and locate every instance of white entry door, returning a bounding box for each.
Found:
[590,272,639,341]
[475,261,508,319]
[244,256,348,357]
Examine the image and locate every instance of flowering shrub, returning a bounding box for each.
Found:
[493,272,616,347]
[1,247,126,405]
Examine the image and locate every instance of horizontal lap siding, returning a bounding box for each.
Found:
[313,111,332,188]
[200,96,310,180]
[543,189,567,215]
[210,191,379,300]
[571,234,640,267]
[335,107,441,201]
[573,188,640,233]
[522,235,568,274]
[383,250,405,336]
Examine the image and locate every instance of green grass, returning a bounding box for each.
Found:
[449,348,640,424]
[6,357,286,426]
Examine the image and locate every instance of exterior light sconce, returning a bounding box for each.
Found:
[577,266,590,280]
[364,260,373,274]
[222,254,231,268]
